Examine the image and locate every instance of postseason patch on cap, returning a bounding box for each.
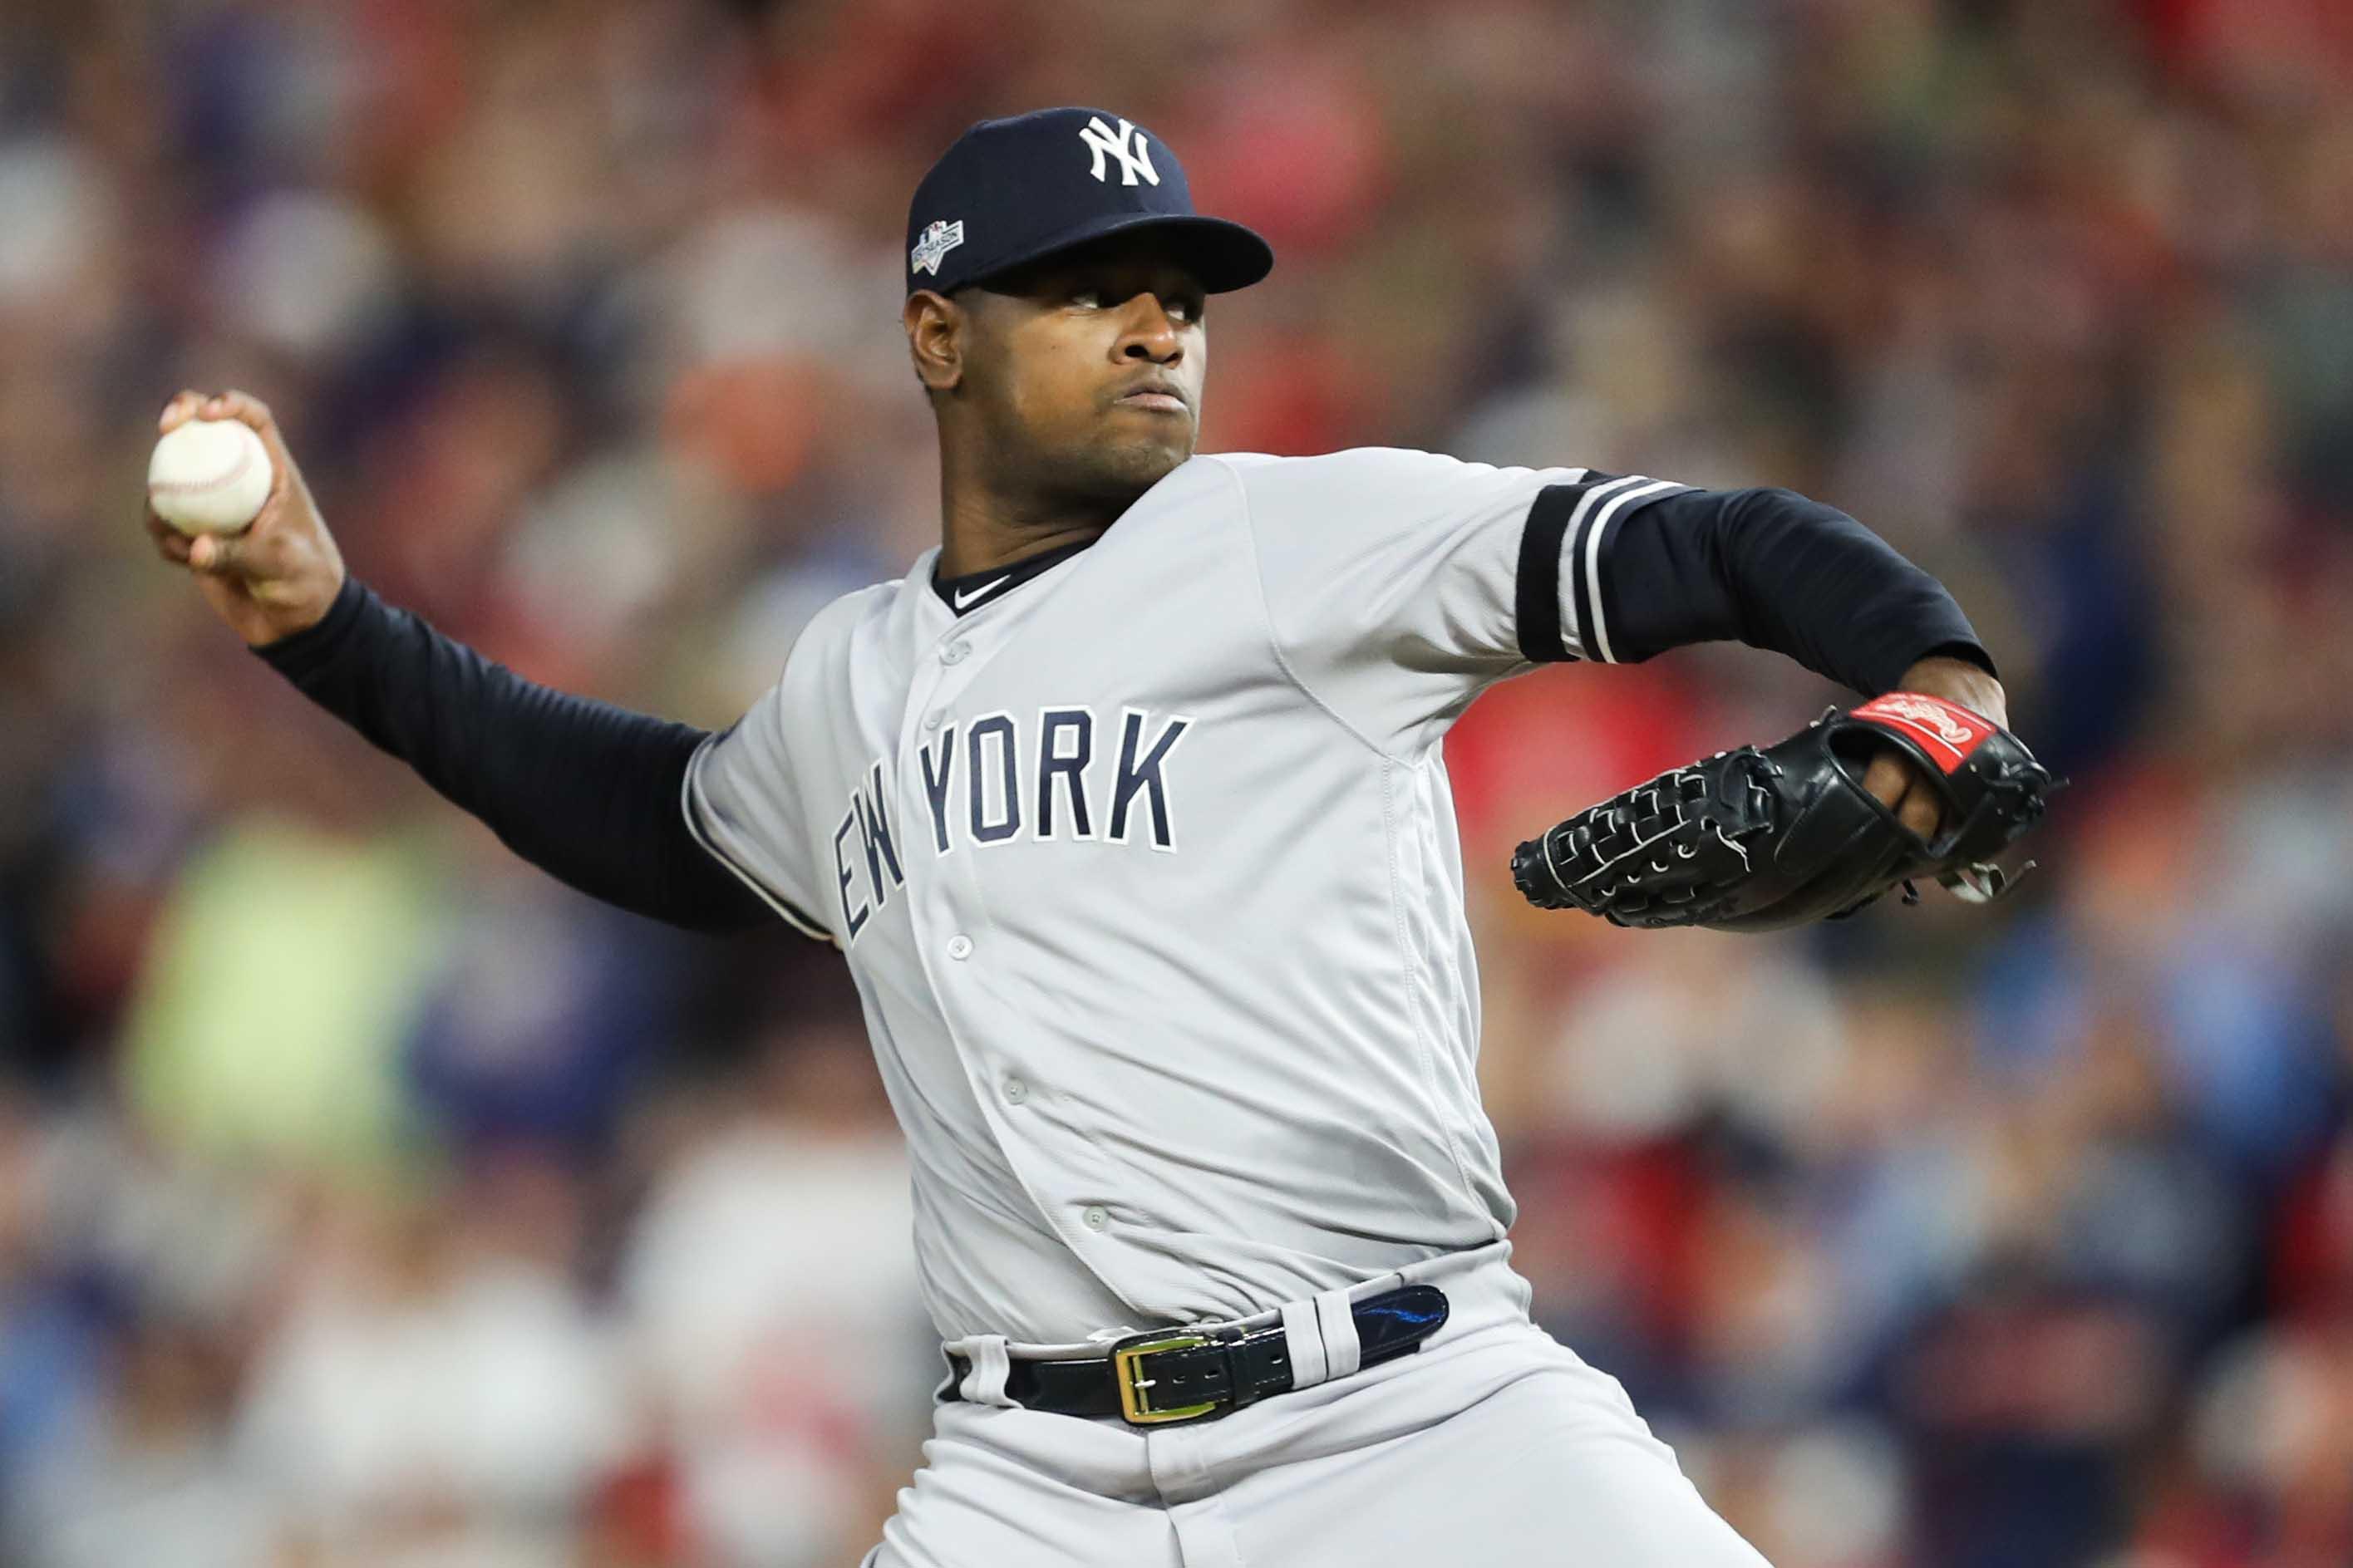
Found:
[912,219,966,278]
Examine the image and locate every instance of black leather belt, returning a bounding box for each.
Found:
[947,1284,1450,1427]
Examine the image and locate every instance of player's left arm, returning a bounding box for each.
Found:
[1224,449,2002,834]
[1525,479,2006,835]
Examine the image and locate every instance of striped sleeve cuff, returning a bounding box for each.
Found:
[1514,472,1691,664]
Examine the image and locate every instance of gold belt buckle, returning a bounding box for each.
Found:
[1111,1332,1221,1425]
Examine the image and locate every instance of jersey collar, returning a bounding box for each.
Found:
[931,537,1099,617]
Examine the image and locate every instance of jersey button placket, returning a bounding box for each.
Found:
[903,619,1040,1206]
[908,613,1091,1256]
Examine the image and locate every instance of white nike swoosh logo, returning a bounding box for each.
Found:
[953,576,1011,611]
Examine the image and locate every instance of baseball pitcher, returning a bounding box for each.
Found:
[147,107,2050,1566]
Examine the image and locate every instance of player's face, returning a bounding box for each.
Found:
[963,235,1210,501]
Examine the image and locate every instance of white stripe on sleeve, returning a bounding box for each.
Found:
[1552,474,1647,659]
[1582,478,1686,663]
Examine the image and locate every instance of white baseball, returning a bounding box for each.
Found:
[148,417,274,535]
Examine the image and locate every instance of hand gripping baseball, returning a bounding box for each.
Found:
[1510,692,2060,931]
[142,390,347,649]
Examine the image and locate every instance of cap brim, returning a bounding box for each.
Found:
[960,213,1274,296]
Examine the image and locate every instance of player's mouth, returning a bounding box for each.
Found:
[1112,377,1190,415]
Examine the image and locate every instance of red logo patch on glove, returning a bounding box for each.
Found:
[1849,692,1996,774]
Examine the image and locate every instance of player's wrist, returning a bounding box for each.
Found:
[1894,655,2007,729]
[248,565,357,656]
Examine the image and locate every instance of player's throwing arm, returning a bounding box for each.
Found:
[140,388,776,934]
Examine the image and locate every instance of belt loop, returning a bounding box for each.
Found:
[1279,1297,1329,1389]
[1313,1288,1361,1379]
[948,1335,1017,1407]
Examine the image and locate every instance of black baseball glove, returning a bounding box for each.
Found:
[1510,693,2060,931]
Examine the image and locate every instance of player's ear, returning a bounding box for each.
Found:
[904,289,967,395]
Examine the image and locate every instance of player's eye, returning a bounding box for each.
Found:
[1066,283,1202,323]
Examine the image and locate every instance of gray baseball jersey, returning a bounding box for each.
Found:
[682,446,1688,1345]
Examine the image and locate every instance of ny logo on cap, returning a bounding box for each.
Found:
[1079,116,1159,188]
[912,219,967,277]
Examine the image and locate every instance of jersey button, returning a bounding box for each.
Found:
[947,934,974,961]
[1081,1205,1110,1232]
[923,710,945,731]
[941,641,970,665]
[1002,1077,1028,1105]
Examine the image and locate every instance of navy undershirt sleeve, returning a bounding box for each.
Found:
[249,576,775,932]
[1519,479,1993,696]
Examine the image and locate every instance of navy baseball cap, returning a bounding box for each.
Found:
[905,107,1273,297]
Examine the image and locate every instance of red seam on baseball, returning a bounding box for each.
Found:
[150,439,256,496]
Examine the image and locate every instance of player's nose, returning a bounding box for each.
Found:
[1114,297,1185,362]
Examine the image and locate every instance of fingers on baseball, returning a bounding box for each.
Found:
[163,388,276,435]
[214,390,298,511]
[158,390,205,433]
[201,391,286,459]
[164,387,295,507]
[200,388,272,430]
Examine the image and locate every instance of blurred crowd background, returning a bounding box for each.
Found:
[2,0,2351,1564]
